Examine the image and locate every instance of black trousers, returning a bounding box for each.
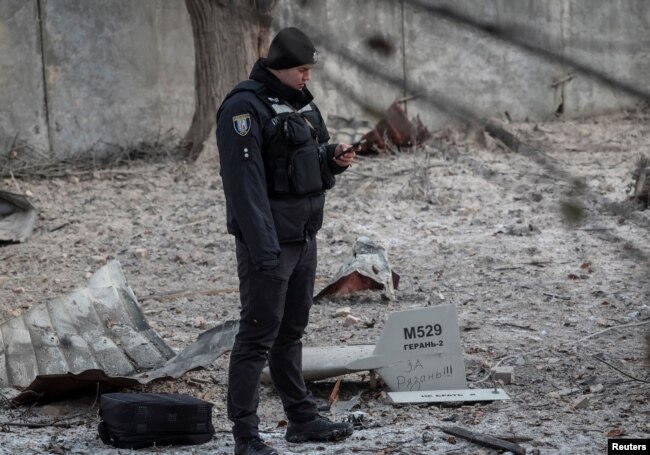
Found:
[228,238,319,440]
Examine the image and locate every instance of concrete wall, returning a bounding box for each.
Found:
[0,0,194,160]
[563,0,650,116]
[275,0,650,129]
[0,1,49,153]
[1,1,648,160]
[42,0,195,158]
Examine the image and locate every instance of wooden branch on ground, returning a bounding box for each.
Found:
[0,411,91,430]
[473,318,650,385]
[440,426,527,454]
[0,420,86,429]
[590,354,650,384]
[328,378,342,406]
[494,322,535,331]
[578,319,650,344]
[493,434,534,443]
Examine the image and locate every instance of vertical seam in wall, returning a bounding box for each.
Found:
[400,0,407,110]
[155,3,163,139]
[560,0,571,115]
[36,0,53,157]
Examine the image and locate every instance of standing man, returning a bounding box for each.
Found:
[216,27,356,455]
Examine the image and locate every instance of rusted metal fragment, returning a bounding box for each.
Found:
[14,370,141,405]
[0,190,36,243]
[359,101,430,153]
[316,237,400,300]
[2,261,176,402]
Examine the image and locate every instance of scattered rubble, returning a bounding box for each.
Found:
[571,394,592,410]
[0,109,648,453]
[0,189,36,243]
[359,101,431,153]
[490,366,515,385]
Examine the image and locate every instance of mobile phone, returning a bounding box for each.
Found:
[335,139,366,158]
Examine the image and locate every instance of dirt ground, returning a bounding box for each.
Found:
[0,107,649,454]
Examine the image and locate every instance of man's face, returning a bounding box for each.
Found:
[272,64,313,91]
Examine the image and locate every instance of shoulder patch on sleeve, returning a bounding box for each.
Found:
[233,113,252,136]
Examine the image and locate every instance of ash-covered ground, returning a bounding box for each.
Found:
[1,108,649,454]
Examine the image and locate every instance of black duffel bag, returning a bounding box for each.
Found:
[98,393,215,449]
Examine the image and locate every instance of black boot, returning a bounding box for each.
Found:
[234,437,279,455]
[285,415,354,443]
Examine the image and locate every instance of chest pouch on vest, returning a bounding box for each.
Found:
[267,113,323,196]
[289,145,323,195]
[287,114,323,195]
[283,113,315,145]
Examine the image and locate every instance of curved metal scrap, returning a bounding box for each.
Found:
[0,190,36,243]
[1,261,175,401]
[360,101,430,153]
[316,236,400,300]
[138,319,239,382]
[6,261,241,405]
[12,320,241,405]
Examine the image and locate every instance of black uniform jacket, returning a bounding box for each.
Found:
[216,59,347,270]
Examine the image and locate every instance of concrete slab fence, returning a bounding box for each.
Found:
[1,0,648,160]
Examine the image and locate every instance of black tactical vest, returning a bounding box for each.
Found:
[227,80,333,197]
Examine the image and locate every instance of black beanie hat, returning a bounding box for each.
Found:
[265,27,318,70]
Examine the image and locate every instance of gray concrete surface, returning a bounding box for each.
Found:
[0,1,648,159]
[41,0,194,158]
[0,0,194,160]
[0,1,50,155]
[563,0,650,116]
[277,0,650,129]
